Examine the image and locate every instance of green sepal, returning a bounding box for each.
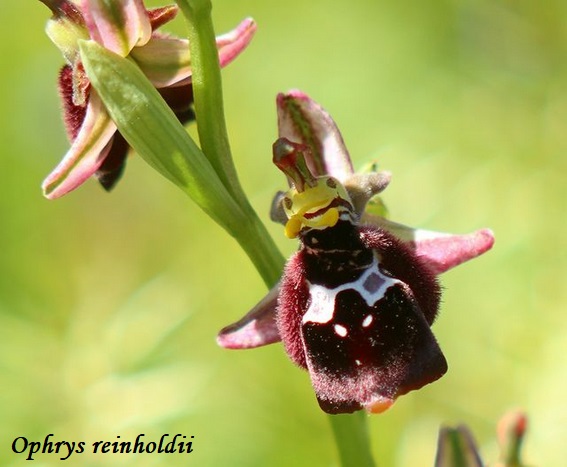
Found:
[364,196,390,219]
[358,160,389,218]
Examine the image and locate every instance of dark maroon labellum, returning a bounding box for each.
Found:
[277,220,447,414]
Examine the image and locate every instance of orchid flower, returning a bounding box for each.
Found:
[218,90,494,414]
[40,0,256,199]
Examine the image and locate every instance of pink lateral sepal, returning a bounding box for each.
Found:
[42,90,117,199]
[363,215,495,275]
[216,18,257,68]
[411,228,495,275]
[217,284,281,349]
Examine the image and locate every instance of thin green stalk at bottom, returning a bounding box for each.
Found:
[329,412,376,467]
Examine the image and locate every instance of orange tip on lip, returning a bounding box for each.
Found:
[365,396,395,414]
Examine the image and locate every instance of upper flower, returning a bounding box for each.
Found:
[40,0,256,198]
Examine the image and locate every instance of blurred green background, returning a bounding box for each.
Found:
[1,0,565,465]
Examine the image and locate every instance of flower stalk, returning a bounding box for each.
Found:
[173,0,285,286]
[175,0,238,198]
[329,412,376,467]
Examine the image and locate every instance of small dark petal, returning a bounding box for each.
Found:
[159,84,195,125]
[58,65,88,142]
[175,107,196,126]
[147,6,179,31]
[95,133,129,191]
[40,0,85,25]
[269,191,288,225]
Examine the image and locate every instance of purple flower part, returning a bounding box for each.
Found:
[57,64,88,141]
[40,0,85,26]
[146,5,179,30]
[82,0,152,56]
[131,18,257,89]
[216,18,257,68]
[277,90,354,183]
[411,228,495,275]
[216,284,280,349]
[94,131,130,190]
[367,215,495,275]
[42,89,117,198]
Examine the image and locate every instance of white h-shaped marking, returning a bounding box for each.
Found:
[302,254,402,325]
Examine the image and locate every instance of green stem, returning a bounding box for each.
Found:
[175,0,242,203]
[231,214,284,287]
[175,1,376,465]
[176,0,283,287]
[329,412,376,467]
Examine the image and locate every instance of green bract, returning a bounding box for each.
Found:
[79,40,244,234]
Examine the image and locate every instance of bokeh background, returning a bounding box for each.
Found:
[1,0,565,465]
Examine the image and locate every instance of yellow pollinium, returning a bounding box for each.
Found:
[283,177,352,239]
